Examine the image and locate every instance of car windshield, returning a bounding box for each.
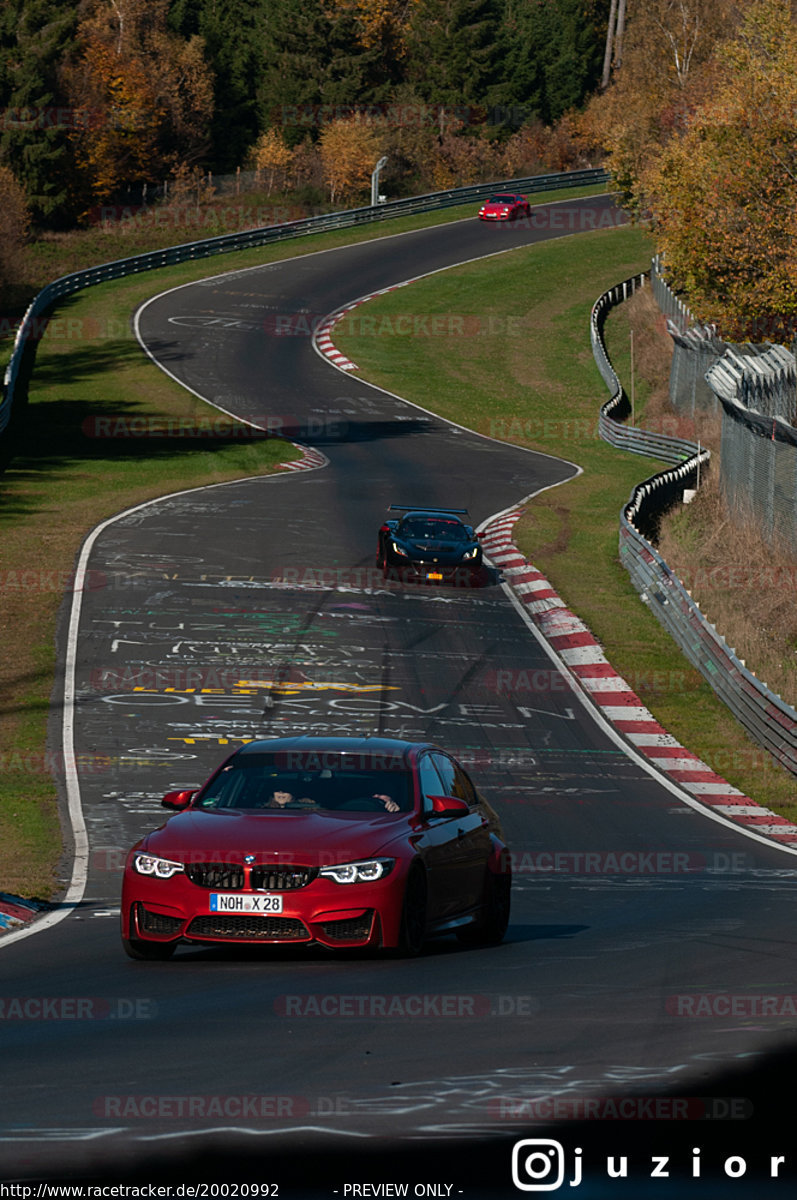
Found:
[489,195,516,203]
[194,753,412,812]
[401,518,468,541]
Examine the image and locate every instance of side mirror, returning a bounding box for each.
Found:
[161,789,197,810]
[428,794,470,816]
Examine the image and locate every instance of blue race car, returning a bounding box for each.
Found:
[376,506,483,583]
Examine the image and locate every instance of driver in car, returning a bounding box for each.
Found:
[266,789,316,809]
[266,789,399,812]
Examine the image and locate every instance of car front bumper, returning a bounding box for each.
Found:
[383,554,482,583]
[122,870,407,950]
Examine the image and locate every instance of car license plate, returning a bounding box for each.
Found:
[210,893,283,914]
[426,571,443,581]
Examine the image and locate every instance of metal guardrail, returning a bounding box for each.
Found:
[593,270,797,779]
[590,274,704,467]
[1,167,608,448]
[619,526,797,776]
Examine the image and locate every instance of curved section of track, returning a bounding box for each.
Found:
[2,197,796,1194]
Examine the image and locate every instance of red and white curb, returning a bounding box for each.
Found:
[314,281,410,372]
[0,893,48,933]
[316,312,359,372]
[481,507,797,849]
[276,443,328,472]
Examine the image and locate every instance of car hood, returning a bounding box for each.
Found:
[138,808,410,866]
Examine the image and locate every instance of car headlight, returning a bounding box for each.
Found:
[132,853,185,879]
[319,858,395,884]
[391,541,409,557]
[462,546,479,560]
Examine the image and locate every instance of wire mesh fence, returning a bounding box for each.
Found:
[667,325,724,417]
[719,400,797,544]
[652,258,797,543]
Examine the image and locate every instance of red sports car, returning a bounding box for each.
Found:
[478,193,531,221]
[121,736,511,959]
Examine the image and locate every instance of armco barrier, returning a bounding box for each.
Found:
[590,272,707,541]
[1,167,608,453]
[593,271,797,778]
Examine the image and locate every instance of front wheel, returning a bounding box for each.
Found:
[397,864,428,956]
[122,936,176,961]
[456,870,511,947]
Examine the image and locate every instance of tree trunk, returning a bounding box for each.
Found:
[600,0,619,90]
[614,0,627,73]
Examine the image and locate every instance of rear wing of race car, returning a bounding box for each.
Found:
[388,505,470,515]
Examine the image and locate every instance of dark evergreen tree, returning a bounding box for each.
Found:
[169,0,267,171]
[492,0,610,127]
[406,0,502,109]
[541,0,608,120]
[0,0,79,226]
[166,0,608,172]
[230,0,406,156]
[256,0,361,148]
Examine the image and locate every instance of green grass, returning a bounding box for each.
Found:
[333,223,797,823]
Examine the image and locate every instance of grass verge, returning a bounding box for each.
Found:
[333,223,797,824]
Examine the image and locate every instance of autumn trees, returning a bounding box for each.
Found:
[0,0,615,227]
[61,0,213,208]
[0,0,214,222]
[647,2,797,339]
[1,0,792,355]
[591,0,797,339]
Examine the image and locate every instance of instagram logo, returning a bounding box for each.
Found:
[512,1140,582,1191]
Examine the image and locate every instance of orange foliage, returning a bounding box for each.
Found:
[329,0,418,52]
[643,0,797,338]
[251,130,295,195]
[68,37,164,202]
[63,0,213,206]
[582,0,728,211]
[319,118,384,204]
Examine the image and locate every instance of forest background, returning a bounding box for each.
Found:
[0,0,795,343]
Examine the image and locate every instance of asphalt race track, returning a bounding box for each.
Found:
[3,196,797,1196]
